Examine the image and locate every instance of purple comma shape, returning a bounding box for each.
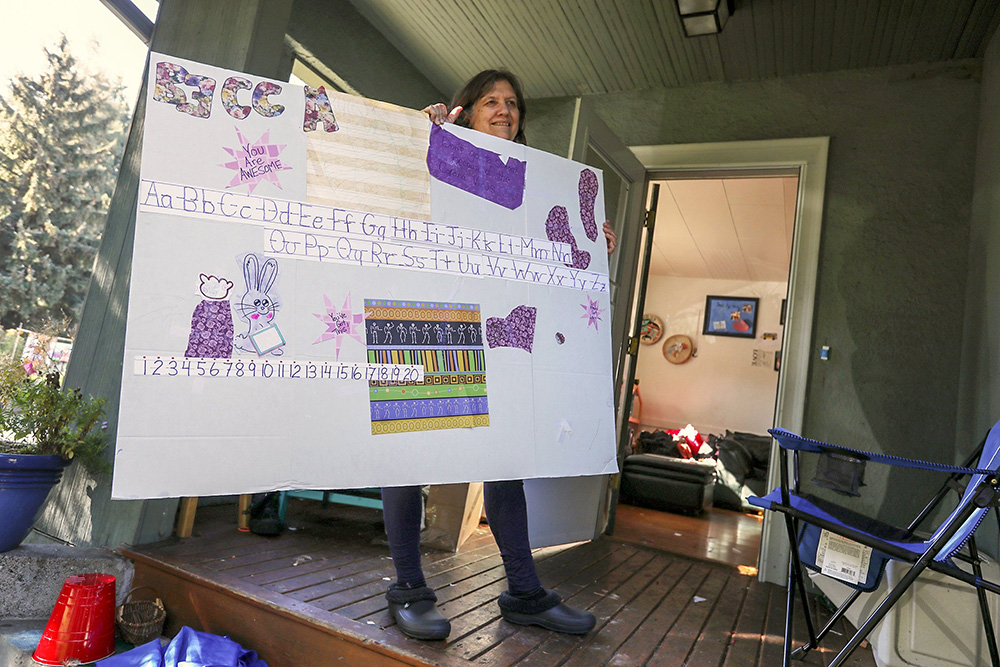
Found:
[545,205,591,270]
[486,305,537,353]
[579,168,599,242]
[427,124,526,210]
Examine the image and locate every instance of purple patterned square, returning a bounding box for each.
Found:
[185,299,234,358]
[427,124,525,210]
[486,305,537,353]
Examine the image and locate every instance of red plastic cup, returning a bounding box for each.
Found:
[33,573,117,665]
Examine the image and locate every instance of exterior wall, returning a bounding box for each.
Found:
[956,30,1000,552]
[959,34,1000,446]
[532,60,980,524]
[526,97,578,158]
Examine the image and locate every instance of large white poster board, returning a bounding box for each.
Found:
[113,53,617,499]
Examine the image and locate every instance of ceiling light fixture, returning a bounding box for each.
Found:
[675,0,734,37]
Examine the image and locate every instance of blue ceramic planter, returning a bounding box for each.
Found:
[0,453,71,552]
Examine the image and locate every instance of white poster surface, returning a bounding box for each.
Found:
[113,53,617,499]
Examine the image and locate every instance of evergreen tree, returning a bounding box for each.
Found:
[0,36,130,334]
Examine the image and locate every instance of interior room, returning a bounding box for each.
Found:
[616,171,798,570]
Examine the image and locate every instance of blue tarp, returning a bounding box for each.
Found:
[97,626,268,667]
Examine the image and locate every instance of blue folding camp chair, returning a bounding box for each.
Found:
[749,420,1000,666]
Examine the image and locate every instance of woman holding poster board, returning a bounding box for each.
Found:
[381,69,617,641]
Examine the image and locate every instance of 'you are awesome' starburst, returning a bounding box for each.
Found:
[220,128,292,193]
[314,293,369,359]
[581,295,606,331]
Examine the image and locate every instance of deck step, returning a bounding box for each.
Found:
[125,547,469,667]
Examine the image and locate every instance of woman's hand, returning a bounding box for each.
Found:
[422,103,463,125]
[603,221,617,254]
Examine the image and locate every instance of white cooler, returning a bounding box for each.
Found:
[809,557,1000,666]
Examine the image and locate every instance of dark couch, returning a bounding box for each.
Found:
[619,453,717,515]
[712,430,772,511]
[622,429,772,515]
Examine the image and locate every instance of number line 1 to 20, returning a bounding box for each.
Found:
[133,356,424,383]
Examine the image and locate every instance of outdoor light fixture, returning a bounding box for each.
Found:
[675,0,734,37]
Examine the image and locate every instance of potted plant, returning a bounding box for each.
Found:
[0,357,108,552]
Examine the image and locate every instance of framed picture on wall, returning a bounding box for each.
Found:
[639,314,664,344]
[702,295,759,338]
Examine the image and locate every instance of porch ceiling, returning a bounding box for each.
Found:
[330,1,1000,284]
[346,0,1000,100]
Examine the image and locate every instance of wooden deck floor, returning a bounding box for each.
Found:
[123,498,876,667]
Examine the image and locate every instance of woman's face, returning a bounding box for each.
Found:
[469,79,520,141]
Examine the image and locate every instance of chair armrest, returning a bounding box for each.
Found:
[769,428,997,476]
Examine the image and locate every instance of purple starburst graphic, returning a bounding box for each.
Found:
[313,293,368,359]
[581,295,606,331]
[220,127,291,193]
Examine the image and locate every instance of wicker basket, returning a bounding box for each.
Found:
[116,586,166,645]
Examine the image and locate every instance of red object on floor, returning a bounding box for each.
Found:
[675,438,693,458]
[33,573,117,666]
[665,428,704,459]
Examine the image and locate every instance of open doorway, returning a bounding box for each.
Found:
[624,138,828,585]
[527,101,827,586]
[614,171,798,571]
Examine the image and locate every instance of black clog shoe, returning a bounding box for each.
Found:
[386,584,451,640]
[498,589,596,635]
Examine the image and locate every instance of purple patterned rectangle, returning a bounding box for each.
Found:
[427,124,525,210]
[371,396,489,421]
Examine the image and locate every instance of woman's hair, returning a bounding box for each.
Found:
[450,69,527,145]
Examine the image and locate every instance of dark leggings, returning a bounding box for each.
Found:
[381,480,543,596]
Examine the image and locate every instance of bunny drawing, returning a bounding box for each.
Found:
[233,253,283,356]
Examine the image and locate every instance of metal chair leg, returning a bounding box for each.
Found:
[791,588,864,660]
[782,515,817,657]
[968,538,1000,667]
[784,556,795,666]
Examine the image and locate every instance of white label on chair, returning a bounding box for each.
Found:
[816,530,872,585]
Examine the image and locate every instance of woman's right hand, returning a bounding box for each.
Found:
[422,103,463,125]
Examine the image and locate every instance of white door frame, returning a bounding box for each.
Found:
[630,137,830,584]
